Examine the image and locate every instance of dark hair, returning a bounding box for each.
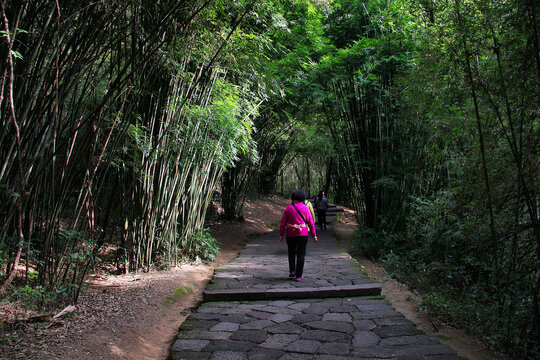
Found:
[291,189,306,202]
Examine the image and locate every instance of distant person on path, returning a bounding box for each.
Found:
[279,190,317,281]
[315,190,329,230]
[304,198,315,221]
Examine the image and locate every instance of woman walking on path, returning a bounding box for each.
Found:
[315,191,329,230]
[279,190,317,281]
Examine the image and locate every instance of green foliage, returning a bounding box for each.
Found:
[311,1,540,357]
[9,285,60,310]
[0,0,267,303]
[349,227,388,259]
[184,80,259,169]
[381,251,400,273]
[221,0,332,211]
[380,190,538,358]
[184,230,220,263]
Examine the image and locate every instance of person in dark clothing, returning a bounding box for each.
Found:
[315,191,329,230]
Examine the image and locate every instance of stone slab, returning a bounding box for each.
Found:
[170,226,458,360]
[203,283,382,302]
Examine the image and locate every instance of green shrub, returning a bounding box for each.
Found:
[10,285,58,309]
[185,229,220,262]
[349,227,385,258]
[378,191,540,358]
[381,251,400,273]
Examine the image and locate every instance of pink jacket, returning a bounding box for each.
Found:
[279,202,317,238]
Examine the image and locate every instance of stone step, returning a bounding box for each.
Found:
[203,283,382,302]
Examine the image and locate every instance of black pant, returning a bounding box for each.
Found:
[286,236,308,277]
[317,209,327,228]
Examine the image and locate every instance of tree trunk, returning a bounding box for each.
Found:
[0,1,26,294]
[454,0,497,252]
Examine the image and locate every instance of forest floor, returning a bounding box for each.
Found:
[0,196,508,360]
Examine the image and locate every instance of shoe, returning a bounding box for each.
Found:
[289,272,295,278]
[294,276,304,281]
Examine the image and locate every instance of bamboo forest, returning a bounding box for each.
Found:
[0,0,538,359]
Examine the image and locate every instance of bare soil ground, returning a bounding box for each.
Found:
[1,197,508,360]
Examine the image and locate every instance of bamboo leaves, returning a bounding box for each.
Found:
[127,69,259,269]
[0,0,260,298]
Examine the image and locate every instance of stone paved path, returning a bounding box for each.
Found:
[170,225,462,360]
[203,227,380,301]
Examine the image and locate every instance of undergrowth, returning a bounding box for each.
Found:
[184,229,220,263]
[349,194,539,359]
